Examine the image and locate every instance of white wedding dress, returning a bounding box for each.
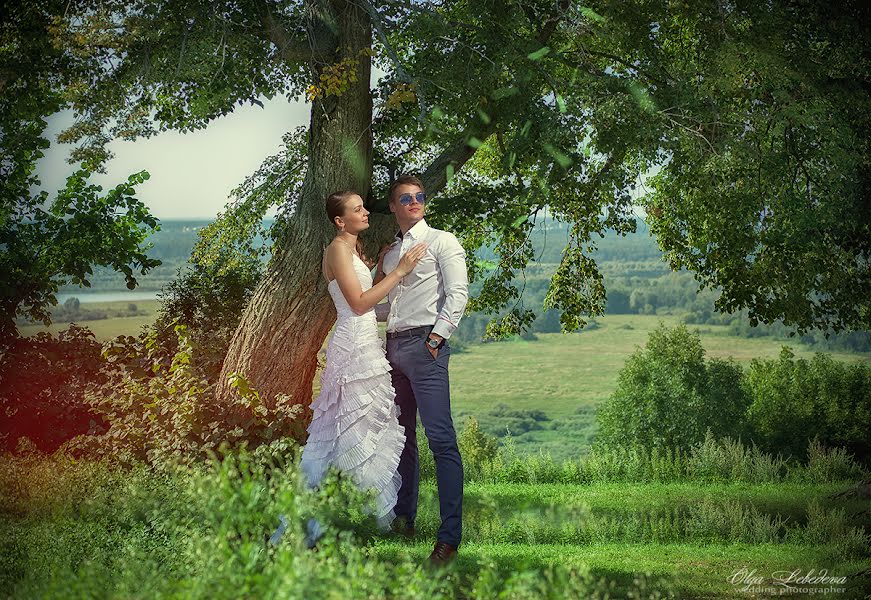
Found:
[298,252,405,530]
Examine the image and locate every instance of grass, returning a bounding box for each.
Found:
[16,299,161,340]
[373,479,871,597]
[370,541,868,599]
[2,449,868,599]
[417,481,869,518]
[450,314,871,420]
[408,481,870,542]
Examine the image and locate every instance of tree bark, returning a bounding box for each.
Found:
[215,0,378,427]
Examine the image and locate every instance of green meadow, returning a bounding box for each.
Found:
[446,314,871,460]
[449,313,871,419]
[373,480,870,598]
[19,303,871,461]
[16,299,161,340]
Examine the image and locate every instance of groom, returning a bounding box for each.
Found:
[374,175,468,566]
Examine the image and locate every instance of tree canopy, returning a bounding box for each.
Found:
[38,0,869,338]
[1,1,161,343]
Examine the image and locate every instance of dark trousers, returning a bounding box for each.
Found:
[386,331,463,548]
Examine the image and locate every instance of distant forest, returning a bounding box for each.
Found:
[59,217,871,353]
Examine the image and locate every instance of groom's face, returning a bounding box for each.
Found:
[389,183,426,226]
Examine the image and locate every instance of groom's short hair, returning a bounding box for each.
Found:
[388,175,424,203]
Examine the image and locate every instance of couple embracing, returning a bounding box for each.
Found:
[273,175,468,566]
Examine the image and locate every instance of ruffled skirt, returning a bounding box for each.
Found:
[299,313,405,529]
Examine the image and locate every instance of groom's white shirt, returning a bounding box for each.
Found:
[374,219,468,340]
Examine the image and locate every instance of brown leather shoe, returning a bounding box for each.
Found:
[427,541,457,566]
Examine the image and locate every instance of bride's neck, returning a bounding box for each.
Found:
[335,232,358,248]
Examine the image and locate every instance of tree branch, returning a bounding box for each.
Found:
[257,0,314,64]
[536,0,571,44]
[419,119,498,197]
[356,0,429,120]
[416,3,570,198]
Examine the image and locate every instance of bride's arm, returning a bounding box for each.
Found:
[327,243,426,315]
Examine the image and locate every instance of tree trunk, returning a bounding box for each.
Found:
[215,0,381,429]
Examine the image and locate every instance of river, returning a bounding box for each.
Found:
[55,291,161,304]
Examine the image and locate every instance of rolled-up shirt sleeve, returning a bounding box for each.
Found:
[431,233,468,340]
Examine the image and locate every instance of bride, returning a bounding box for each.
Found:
[270,189,426,545]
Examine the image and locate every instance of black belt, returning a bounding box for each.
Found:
[386,325,433,339]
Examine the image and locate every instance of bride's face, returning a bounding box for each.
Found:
[336,194,370,233]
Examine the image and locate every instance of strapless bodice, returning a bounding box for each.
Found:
[328,253,373,320]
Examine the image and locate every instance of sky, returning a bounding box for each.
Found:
[33,91,649,221]
[33,95,311,220]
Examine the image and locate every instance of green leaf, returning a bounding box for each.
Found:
[527,46,550,61]
[512,214,529,228]
[492,86,519,100]
[476,259,497,271]
[556,94,566,113]
[520,120,532,137]
[627,81,656,112]
[445,163,455,183]
[580,7,606,23]
[543,143,573,168]
[467,136,483,148]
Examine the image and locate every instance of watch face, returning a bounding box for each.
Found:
[427,338,439,348]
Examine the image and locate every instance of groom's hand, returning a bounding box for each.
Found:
[426,334,443,359]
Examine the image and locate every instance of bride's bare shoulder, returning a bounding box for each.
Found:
[324,239,344,257]
[325,240,356,268]
[323,241,343,279]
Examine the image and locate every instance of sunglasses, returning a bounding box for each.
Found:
[398,192,426,206]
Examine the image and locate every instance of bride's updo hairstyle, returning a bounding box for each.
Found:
[325,189,369,264]
[326,190,359,228]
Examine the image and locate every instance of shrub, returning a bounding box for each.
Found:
[790,437,867,483]
[447,335,468,353]
[790,499,871,560]
[596,324,750,452]
[686,430,788,483]
[704,358,751,440]
[745,347,871,461]
[471,432,868,485]
[532,308,562,333]
[63,324,307,466]
[154,251,262,382]
[0,325,107,453]
[458,416,502,481]
[63,296,80,313]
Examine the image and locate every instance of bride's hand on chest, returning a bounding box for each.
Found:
[396,243,435,276]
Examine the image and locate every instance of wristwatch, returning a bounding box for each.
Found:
[426,336,441,350]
